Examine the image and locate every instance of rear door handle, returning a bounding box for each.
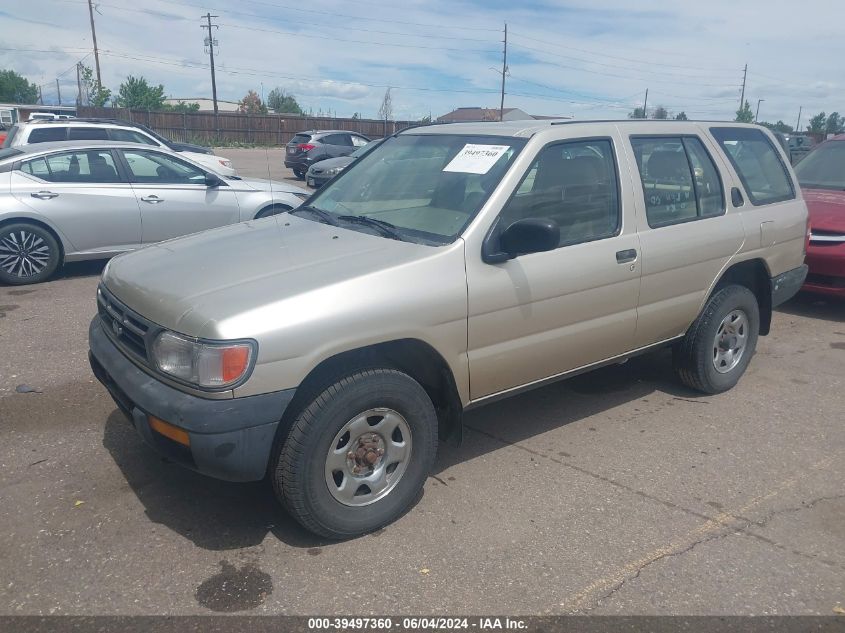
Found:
[140,195,164,204]
[616,249,637,264]
[31,191,58,200]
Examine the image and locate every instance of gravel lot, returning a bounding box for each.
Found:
[0,148,843,616]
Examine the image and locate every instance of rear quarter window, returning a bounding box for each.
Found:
[710,127,795,205]
[290,134,312,145]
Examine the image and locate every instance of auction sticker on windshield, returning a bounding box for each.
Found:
[443,144,511,174]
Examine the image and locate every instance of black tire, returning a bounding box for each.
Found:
[273,368,438,539]
[293,168,305,179]
[673,284,760,394]
[255,204,292,219]
[0,222,61,286]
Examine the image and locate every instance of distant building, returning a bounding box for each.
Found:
[0,103,77,126]
[163,98,240,112]
[437,107,569,123]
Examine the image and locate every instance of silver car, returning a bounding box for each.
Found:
[0,141,308,285]
[89,121,808,538]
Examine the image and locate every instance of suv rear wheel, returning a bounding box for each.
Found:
[0,222,61,285]
[273,368,438,539]
[674,284,760,394]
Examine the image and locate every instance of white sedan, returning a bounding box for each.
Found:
[0,140,309,285]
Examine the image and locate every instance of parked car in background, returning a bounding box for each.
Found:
[284,130,370,179]
[794,134,845,297]
[89,120,807,539]
[305,138,383,188]
[0,141,307,285]
[0,125,7,147]
[2,118,237,176]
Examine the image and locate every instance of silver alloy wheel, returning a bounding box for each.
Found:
[0,229,51,278]
[713,309,748,374]
[324,407,412,507]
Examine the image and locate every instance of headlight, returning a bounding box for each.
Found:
[219,159,233,168]
[324,167,343,176]
[152,331,254,389]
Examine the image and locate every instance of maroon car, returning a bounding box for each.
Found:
[794,134,845,298]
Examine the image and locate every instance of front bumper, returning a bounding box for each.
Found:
[771,264,809,307]
[803,242,845,298]
[89,316,295,482]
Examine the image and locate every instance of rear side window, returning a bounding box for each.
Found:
[28,127,67,143]
[20,150,121,183]
[630,136,725,228]
[68,127,109,141]
[290,134,311,145]
[321,134,352,146]
[710,127,794,205]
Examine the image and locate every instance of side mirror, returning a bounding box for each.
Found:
[205,172,224,187]
[499,218,560,258]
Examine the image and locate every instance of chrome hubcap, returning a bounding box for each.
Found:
[713,309,748,374]
[324,407,412,507]
[0,230,51,278]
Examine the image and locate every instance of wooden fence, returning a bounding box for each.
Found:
[77,107,418,146]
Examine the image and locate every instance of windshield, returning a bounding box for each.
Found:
[305,134,526,244]
[795,142,845,190]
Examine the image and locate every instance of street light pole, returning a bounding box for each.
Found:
[755,98,765,123]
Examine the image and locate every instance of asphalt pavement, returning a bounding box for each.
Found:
[0,149,843,616]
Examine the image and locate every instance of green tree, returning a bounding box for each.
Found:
[628,106,646,119]
[266,87,303,114]
[759,120,794,133]
[825,112,844,136]
[807,112,827,134]
[351,112,361,120]
[238,89,267,114]
[79,64,111,106]
[419,114,432,124]
[165,101,200,113]
[735,100,754,123]
[114,76,166,109]
[674,111,689,121]
[0,69,38,103]
[652,105,669,120]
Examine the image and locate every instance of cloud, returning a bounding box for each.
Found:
[2,0,843,124]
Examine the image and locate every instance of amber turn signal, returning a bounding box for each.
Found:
[148,416,190,447]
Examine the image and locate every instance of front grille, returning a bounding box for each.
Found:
[97,285,154,363]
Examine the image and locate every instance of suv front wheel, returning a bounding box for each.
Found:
[674,284,760,394]
[273,368,438,539]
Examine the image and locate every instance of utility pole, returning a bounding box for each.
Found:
[739,64,747,111]
[796,106,803,132]
[76,62,83,106]
[642,88,649,118]
[56,79,62,106]
[87,0,101,87]
[37,86,43,105]
[499,22,508,122]
[201,13,220,115]
[754,98,764,123]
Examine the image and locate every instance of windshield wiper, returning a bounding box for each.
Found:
[289,205,339,226]
[337,215,405,241]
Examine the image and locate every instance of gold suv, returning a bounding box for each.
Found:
[89,120,808,538]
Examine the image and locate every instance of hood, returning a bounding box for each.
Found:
[233,177,307,195]
[103,216,436,339]
[802,187,845,233]
[310,156,354,173]
[171,141,212,154]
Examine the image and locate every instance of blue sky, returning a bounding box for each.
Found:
[2,0,843,125]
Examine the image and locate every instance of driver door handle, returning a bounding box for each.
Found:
[31,191,59,200]
[616,249,637,264]
[140,195,164,204]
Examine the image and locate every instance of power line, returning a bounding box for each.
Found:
[508,31,738,73]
